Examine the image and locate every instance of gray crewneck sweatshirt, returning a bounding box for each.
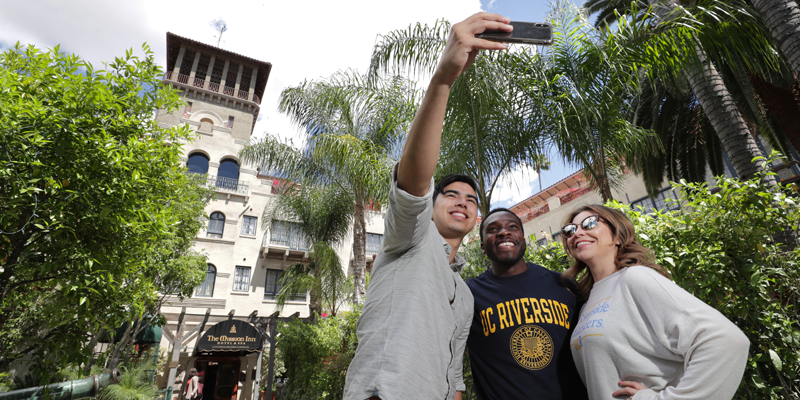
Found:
[570,266,749,399]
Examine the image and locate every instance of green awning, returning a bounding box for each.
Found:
[99,320,162,344]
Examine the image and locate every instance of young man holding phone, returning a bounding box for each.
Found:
[343,13,513,400]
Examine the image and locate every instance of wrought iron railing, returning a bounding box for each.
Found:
[200,174,249,196]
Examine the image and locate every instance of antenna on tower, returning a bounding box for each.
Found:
[210,18,228,47]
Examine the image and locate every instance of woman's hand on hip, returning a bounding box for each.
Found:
[613,380,647,399]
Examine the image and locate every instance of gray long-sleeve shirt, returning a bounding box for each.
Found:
[343,176,474,400]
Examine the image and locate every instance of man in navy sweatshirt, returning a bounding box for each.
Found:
[466,208,588,400]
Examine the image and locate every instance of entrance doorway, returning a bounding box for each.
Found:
[195,357,240,400]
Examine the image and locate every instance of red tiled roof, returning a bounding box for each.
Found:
[509,169,588,212]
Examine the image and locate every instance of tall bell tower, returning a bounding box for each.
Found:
[154,33,305,400]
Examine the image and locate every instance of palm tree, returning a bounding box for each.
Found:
[368,22,554,213]
[264,184,353,318]
[535,3,662,201]
[582,0,784,185]
[750,0,800,78]
[240,71,416,305]
[369,12,661,203]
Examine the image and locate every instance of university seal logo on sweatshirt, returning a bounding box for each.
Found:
[510,324,554,370]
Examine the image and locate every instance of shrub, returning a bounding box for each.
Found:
[525,239,570,272]
[277,308,360,400]
[99,362,157,400]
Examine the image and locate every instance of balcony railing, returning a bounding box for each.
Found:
[164,72,261,104]
[173,72,189,84]
[199,174,249,196]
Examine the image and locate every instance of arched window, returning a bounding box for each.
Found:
[187,153,209,174]
[195,264,216,297]
[207,212,225,238]
[217,159,240,191]
[218,159,240,180]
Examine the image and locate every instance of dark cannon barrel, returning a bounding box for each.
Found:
[0,369,121,400]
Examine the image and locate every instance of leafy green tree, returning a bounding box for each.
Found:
[240,71,416,305]
[264,184,354,318]
[0,44,210,377]
[368,22,551,214]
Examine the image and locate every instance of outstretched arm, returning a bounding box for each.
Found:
[396,13,511,196]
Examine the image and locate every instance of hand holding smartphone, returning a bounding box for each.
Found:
[476,21,553,46]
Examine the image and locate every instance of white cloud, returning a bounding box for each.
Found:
[491,163,540,208]
[0,0,482,143]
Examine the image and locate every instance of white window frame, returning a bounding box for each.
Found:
[241,216,257,236]
[232,266,251,292]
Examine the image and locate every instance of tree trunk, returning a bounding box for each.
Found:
[751,0,800,79]
[655,0,774,184]
[106,321,134,369]
[684,43,773,183]
[84,328,105,374]
[351,203,367,305]
[596,131,614,202]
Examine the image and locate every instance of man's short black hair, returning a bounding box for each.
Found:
[479,207,525,242]
[433,174,480,206]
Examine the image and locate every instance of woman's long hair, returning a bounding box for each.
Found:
[561,205,669,299]
[188,368,198,378]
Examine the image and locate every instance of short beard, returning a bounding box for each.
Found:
[485,244,525,267]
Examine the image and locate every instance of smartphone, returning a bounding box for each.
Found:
[476,21,553,46]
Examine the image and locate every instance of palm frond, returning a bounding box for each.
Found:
[99,363,156,400]
[367,20,450,82]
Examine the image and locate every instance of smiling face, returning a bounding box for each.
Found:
[481,211,526,267]
[565,210,620,273]
[431,181,479,240]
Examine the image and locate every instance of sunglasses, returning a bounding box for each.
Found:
[562,214,602,239]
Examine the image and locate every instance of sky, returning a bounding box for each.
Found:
[0,0,580,209]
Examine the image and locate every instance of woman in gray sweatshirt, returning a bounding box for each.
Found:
[560,205,749,400]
